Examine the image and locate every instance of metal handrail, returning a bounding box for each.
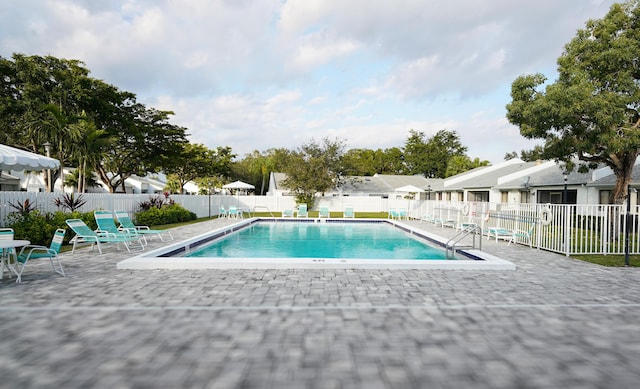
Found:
[446,225,482,259]
[251,206,274,218]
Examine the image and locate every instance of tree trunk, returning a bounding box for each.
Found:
[608,152,638,241]
[611,153,638,205]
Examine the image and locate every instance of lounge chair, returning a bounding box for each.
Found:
[13,229,65,283]
[318,206,330,218]
[218,205,228,218]
[282,209,294,218]
[95,210,146,246]
[508,224,536,248]
[343,206,355,218]
[398,208,408,220]
[115,210,174,242]
[388,209,399,220]
[296,204,308,218]
[487,227,513,242]
[65,219,144,254]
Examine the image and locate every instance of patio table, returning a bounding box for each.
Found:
[0,239,29,281]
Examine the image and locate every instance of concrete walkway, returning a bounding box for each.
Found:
[1,218,640,388]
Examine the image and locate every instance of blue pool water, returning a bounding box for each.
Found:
[186,222,450,260]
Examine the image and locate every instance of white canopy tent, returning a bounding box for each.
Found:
[222,180,255,191]
[0,144,60,191]
[0,144,59,171]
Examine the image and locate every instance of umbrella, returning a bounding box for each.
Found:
[395,184,425,193]
[222,180,255,190]
[0,143,60,171]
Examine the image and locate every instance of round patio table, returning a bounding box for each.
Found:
[0,239,30,281]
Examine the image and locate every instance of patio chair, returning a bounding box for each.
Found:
[13,229,65,283]
[296,204,308,218]
[398,208,408,220]
[65,219,144,254]
[114,210,174,242]
[218,205,228,218]
[343,206,355,218]
[388,208,399,220]
[0,228,16,279]
[94,210,146,246]
[228,206,240,219]
[318,206,330,218]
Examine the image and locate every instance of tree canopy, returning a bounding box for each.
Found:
[403,129,470,178]
[281,138,347,207]
[0,53,190,193]
[1,53,494,195]
[506,0,640,204]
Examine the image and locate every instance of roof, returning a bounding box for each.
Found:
[444,159,538,190]
[493,160,621,190]
[270,173,444,194]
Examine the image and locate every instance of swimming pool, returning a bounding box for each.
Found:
[117,218,516,270]
[187,221,449,260]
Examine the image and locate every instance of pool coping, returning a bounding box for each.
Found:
[116,218,516,270]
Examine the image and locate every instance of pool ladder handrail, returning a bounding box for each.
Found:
[445,225,482,259]
[251,206,274,218]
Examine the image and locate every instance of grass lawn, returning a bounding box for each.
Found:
[573,254,640,267]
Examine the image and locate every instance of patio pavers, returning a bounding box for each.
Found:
[2,218,640,388]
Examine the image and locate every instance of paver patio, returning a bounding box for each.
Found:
[1,218,640,388]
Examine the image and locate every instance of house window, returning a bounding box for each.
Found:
[599,190,611,205]
[537,190,577,204]
[520,191,531,203]
[501,191,508,203]
[446,192,452,201]
[468,191,489,202]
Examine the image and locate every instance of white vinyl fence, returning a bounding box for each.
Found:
[1,191,638,257]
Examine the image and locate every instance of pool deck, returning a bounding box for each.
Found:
[1,218,640,388]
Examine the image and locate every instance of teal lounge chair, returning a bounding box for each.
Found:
[343,206,355,218]
[296,204,308,218]
[14,229,65,283]
[282,209,294,218]
[115,210,174,242]
[318,206,330,218]
[65,219,144,254]
[487,227,513,242]
[508,224,536,248]
[95,210,146,246]
[218,205,228,218]
[388,208,399,220]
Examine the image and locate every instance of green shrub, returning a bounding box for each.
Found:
[135,204,196,226]
[6,210,97,246]
[5,211,56,246]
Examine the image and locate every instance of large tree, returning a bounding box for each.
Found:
[403,129,467,178]
[506,0,640,204]
[95,104,188,193]
[282,138,346,208]
[166,144,235,194]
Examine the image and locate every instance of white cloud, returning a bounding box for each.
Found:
[0,0,619,164]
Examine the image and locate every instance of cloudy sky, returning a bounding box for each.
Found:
[0,0,619,163]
